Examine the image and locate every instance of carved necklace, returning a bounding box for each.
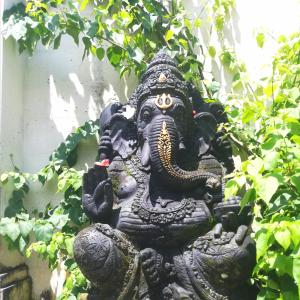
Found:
[126,154,196,226]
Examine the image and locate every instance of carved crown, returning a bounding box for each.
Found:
[129,51,190,110]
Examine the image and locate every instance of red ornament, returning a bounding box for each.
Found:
[192,110,197,116]
[95,159,110,167]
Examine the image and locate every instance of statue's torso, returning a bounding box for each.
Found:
[109,155,220,247]
[116,198,212,247]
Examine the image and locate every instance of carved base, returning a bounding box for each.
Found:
[74,224,256,300]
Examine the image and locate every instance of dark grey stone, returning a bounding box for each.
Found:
[74,51,256,300]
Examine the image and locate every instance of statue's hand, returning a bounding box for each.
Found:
[82,165,113,223]
[213,223,249,246]
[213,196,252,232]
[212,131,231,153]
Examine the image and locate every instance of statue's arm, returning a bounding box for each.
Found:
[211,130,234,174]
[212,196,252,244]
[82,165,114,224]
[82,125,116,223]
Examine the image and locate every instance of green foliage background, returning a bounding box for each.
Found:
[1,0,300,299]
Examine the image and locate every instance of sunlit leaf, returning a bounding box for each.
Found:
[274,228,291,250]
[165,30,174,41]
[256,32,265,48]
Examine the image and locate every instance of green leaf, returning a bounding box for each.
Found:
[208,46,216,57]
[194,18,202,28]
[232,72,240,82]
[288,122,300,136]
[215,13,225,32]
[6,222,21,242]
[220,50,233,67]
[263,151,280,171]
[293,258,300,283]
[288,87,300,102]
[80,0,89,11]
[246,157,264,176]
[82,36,91,51]
[19,220,33,238]
[96,47,105,61]
[256,229,271,259]
[66,26,80,45]
[242,106,255,123]
[179,38,188,50]
[11,21,27,41]
[280,274,298,300]
[106,46,123,67]
[256,32,265,48]
[291,135,300,144]
[273,255,293,277]
[0,173,9,183]
[65,237,75,256]
[288,222,300,247]
[262,135,280,150]
[240,188,256,208]
[27,241,47,257]
[165,30,174,41]
[274,228,291,250]
[225,179,239,199]
[19,236,27,252]
[132,47,144,63]
[49,213,68,229]
[53,34,61,49]
[256,175,279,203]
[34,223,54,243]
[291,175,300,194]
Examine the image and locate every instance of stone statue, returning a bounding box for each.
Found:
[73,51,256,300]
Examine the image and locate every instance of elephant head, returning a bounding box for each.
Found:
[100,51,226,191]
[133,51,221,191]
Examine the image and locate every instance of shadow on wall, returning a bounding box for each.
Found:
[22,35,138,173]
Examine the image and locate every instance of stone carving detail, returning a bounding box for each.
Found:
[74,51,256,300]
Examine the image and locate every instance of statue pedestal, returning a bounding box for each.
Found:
[0,264,32,300]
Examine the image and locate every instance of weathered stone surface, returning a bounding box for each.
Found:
[74,51,256,300]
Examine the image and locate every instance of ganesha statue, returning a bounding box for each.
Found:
[73,51,256,300]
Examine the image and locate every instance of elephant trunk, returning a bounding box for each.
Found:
[147,115,220,190]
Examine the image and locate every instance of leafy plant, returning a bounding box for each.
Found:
[223,33,300,299]
[0,120,98,298]
[2,0,208,89]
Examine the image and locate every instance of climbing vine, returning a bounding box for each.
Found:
[1,0,300,299]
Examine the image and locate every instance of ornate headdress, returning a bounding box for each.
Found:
[129,51,190,111]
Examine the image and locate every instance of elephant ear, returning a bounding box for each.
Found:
[193,112,218,157]
[99,103,138,159]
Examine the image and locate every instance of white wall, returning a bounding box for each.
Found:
[0,0,27,295]
[1,0,300,299]
[184,0,300,98]
[0,0,25,214]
